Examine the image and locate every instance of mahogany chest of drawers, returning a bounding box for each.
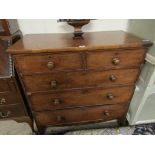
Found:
[8,31,152,134]
[0,38,31,124]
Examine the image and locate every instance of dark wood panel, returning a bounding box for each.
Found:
[0,79,11,92]
[14,53,82,74]
[23,68,139,92]
[0,92,21,106]
[0,39,11,77]
[30,86,134,111]
[0,104,25,119]
[35,104,127,126]
[87,49,145,69]
[0,40,12,77]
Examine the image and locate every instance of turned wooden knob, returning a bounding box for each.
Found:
[47,61,54,69]
[104,110,110,116]
[0,111,11,118]
[109,75,117,82]
[107,93,114,100]
[0,98,6,105]
[51,80,57,88]
[112,58,120,65]
[53,99,61,105]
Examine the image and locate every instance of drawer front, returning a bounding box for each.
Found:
[0,79,17,92]
[35,104,127,126]
[0,104,25,119]
[0,92,22,106]
[30,86,134,111]
[87,50,145,69]
[0,79,10,92]
[23,68,139,92]
[14,53,82,74]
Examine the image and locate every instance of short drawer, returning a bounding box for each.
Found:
[35,104,127,126]
[30,86,134,111]
[0,79,10,92]
[87,49,145,69]
[23,68,139,92]
[0,104,25,119]
[0,92,22,106]
[14,53,82,74]
[0,78,17,93]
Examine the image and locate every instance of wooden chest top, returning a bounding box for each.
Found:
[7,31,152,54]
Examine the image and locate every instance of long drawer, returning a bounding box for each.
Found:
[14,50,145,75]
[35,104,127,126]
[87,49,145,69]
[30,86,134,111]
[0,92,22,106]
[0,104,25,119]
[23,68,139,92]
[14,53,82,74]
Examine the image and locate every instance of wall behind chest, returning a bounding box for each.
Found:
[127,19,155,57]
[17,19,128,35]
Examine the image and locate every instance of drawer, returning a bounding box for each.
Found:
[0,78,17,92]
[0,79,10,92]
[0,92,22,106]
[14,53,82,74]
[30,86,134,111]
[0,104,25,119]
[23,68,139,92]
[87,49,145,69]
[35,104,127,126]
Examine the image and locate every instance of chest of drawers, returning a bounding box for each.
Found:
[8,31,152,134]
[0,38,31,124]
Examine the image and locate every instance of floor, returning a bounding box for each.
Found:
[45,120,155,135]
[64,123,155,135]
[0,120,155,135]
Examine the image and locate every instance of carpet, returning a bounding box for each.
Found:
[133,123,155,135]
[45,119,155,135]
[64,123,155,135]
[0,120,33,135]
[1,120,155,135]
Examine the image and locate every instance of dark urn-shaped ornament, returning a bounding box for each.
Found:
[58,19,90,39]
